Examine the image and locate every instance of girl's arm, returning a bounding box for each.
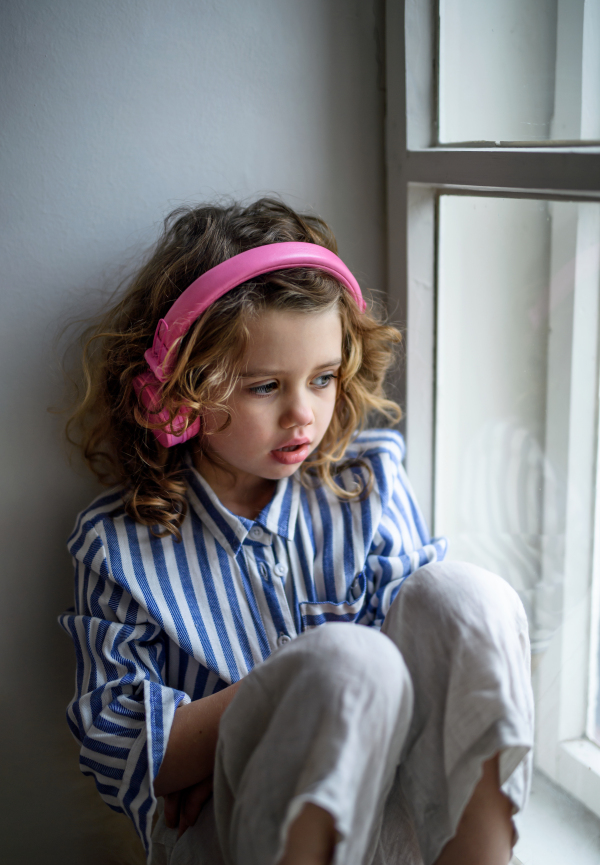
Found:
[153,679,242,797]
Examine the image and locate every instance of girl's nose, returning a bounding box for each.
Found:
[280,393,314,429]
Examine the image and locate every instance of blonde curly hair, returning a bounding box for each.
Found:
[67,198,402,539]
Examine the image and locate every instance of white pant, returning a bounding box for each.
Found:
[151,562,534,865]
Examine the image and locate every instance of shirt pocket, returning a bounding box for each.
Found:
[298,571,367,630]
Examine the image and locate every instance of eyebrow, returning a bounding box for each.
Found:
[241,358,342,378]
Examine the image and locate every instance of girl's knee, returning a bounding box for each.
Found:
[284,623,411,699]
[310,622,406,672]
[384,560,528,641]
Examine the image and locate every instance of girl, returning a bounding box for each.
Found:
[60,198,533,865]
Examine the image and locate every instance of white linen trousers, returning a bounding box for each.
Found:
[150,561,534,865]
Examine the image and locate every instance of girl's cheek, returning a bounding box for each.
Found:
[239,406,273,437]
[202,410,224,435]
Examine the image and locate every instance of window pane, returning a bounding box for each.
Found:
[435,198,600,731]
[438,0,600,143]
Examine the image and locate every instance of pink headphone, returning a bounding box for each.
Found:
[133,241,366,447]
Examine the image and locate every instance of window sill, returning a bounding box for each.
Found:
[512,769,600,865]
[555,739,600,820]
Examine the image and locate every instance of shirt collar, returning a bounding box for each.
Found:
[184,458,301,555]
[256,472,301,541]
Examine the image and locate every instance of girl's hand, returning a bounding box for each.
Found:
[163,789,182,831]
[177,775,214,838]
[164,775,214,838]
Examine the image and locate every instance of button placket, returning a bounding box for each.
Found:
[253,546,294,648]
[268,536,297,641]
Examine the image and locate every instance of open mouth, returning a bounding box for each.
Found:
[271,439,311,464]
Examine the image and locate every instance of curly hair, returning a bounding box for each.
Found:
[67,198,402,539]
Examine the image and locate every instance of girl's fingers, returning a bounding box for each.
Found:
[163,790,182,830]
[177,776,214,839]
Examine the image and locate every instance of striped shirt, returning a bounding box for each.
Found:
[59,429,447,854]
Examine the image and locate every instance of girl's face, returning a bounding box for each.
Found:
[198,307,343,487]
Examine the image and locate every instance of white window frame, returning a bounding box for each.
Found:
[385,0,600,818]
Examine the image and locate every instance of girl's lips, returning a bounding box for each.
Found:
[270,441,311,465]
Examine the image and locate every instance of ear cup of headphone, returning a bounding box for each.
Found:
[133,371,201,447]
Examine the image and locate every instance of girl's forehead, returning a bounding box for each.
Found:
[241,307,343,373]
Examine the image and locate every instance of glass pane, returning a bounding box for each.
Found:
[434,198,600,731]
[438,0,600,143]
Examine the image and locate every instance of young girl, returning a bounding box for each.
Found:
[60,198,533,865]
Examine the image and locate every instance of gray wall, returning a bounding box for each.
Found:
[0,2,385,862]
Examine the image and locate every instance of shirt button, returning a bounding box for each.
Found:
[274,562,288,577]
[249,526,263,540]
[347,577,362,602]
[277,632,291,647]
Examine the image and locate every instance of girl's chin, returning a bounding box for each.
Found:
[262,461,303,479]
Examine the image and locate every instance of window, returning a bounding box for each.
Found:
[386,0,600,823]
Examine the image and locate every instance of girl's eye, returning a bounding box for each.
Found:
[312,373,337,388]
[249,381,278,396]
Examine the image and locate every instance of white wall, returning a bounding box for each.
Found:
[0,2,385,861]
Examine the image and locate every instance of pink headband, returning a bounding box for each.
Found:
[133,241,365,447]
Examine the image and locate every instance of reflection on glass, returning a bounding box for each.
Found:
[438,0,600,143]
[434,196,600,737]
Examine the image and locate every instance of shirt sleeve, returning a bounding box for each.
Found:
[58,521,190,856]
[356,432,448,629]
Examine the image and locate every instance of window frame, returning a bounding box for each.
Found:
[386,0,600,818]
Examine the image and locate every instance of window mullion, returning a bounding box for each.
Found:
[405,186,436,527]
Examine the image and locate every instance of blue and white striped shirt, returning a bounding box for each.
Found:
[59,429,446,854]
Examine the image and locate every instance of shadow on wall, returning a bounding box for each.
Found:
[2,668,144,864]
